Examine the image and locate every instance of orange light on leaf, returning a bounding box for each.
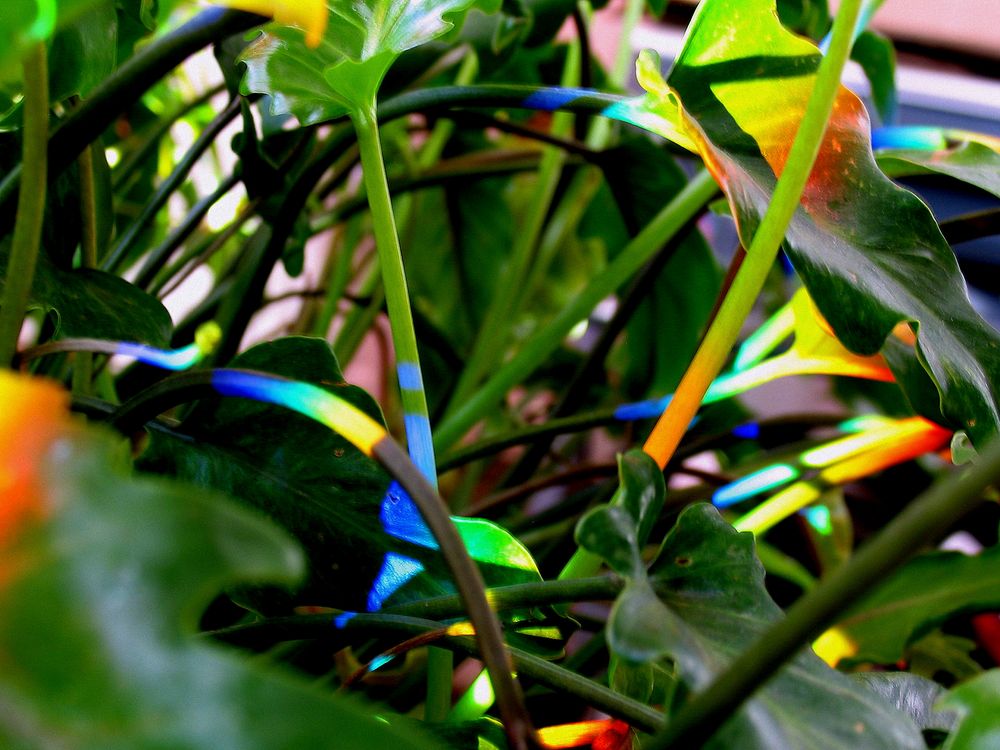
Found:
[538,719,631,750]
[214,0,328,47]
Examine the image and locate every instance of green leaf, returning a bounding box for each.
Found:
[139,336,540,611]
[877,141,1000,200]
[240,0,498,119]
[906,631,983,683]
[48,0,118,103]
[851,30,896,124]
[575,450,665,579]
[619,0,1000,443]
[852,673,954,734]
[937,669,1000,750]
[0,237,172,345]
[599,136,721,398]
[831,545,1000,666]
[0,424,438,750]
[635,504,925,749]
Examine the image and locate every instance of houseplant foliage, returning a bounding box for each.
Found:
[2,0,1000,747]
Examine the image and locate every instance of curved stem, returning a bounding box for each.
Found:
[0,43,48,367]
[642,0,863,469]
[106,368,535,750]
[102,97,241,273]
[649,436,1000,748]
[0,9,264,209]
[354,104,438,486]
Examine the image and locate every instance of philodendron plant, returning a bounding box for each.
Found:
[3,0,1000,748]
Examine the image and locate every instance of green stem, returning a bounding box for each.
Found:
[211,609,663,733]
[446,43,580,413]
[73,138,99,394]
[354,103,437,485]
[432,169,718,452]
[650,436,1000,748]
[642,0,863,469]
[0,43,48,367]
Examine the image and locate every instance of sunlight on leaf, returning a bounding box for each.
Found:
[607,0,1000,444]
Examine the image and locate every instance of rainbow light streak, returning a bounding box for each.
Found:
[379,481,437,549]
[872,126,1000,152]
[334,611,357,629]
[402,413,436,483]
[712,463,800,508]
[819,420,950,485]
[799,417,930,468]
[733,482,822,534]
[210,370,385,455]
[367,552,425,612]
[113,321,221,371]
[732,302,795,371]
[522,87,595,111]
[537,720,614,749]
[836,414,896,433]
[801,505,833,536]
[115,341,204,370]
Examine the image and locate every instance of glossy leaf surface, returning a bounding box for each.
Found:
[829,545,1000,666]
[646,505,923,749]
[614,0,1000,443]
[240,0,497,118]
[0,238,172,345]
[139,337,539,611]
[852,673,954,734]
[0,415,436,750]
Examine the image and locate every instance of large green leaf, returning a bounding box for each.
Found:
[240,0,498,119]
[938,669,1000,750]
[830,545,1000,667]
[0,422,438,750]
[852,673,954,735]
[611,504,924,748]
[138,336,539,611]
[0,237,171,345]
[615,0,1000,443]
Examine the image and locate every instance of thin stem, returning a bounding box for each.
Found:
[73,135,99,394]
[0,43,48,367]
[354,104,438,486]
[211,610,664,733]
[445,43,581,411]
[433,169,718,452]
[642,0,863,470]
[102,97,241,273]
[134,172,241,289]
[649,436,1000,748]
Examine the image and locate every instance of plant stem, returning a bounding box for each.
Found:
[354,104,438,486]
[72,138,99,395]
[102,97,241,273]
[433,169,718,452]
[446,42,580,413]
[649,436,1000,748]
[641,0,863,470]
[0,43,48,367]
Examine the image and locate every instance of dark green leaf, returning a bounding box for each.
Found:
[877,141,1000,200]
[139,336,539,611]
[637,504,925,749]
[906,631,983,683]
[832,545,1000,666]
[240,0,499,119]
[48,0,117,103]
[575,450,665,579]
[937,669,1000,750]
[0,237,172,345]
[852,30,896,124]
[0,424,438,750]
